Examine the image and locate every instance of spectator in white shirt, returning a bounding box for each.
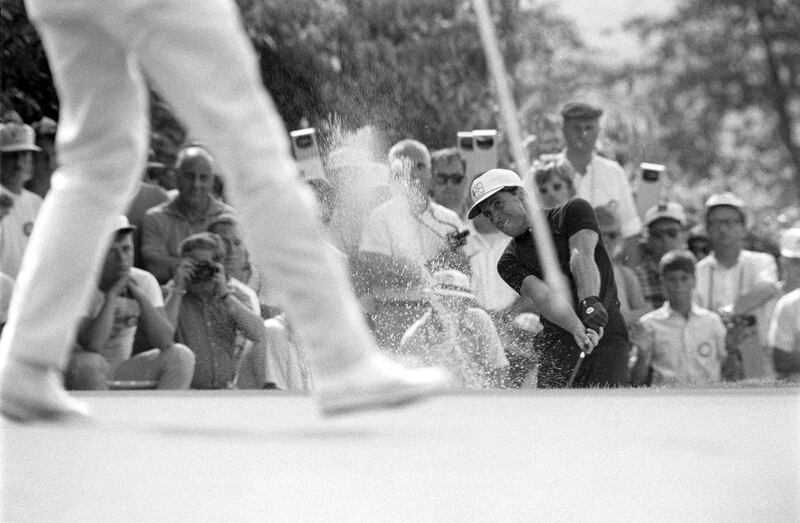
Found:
[768,227,800,382]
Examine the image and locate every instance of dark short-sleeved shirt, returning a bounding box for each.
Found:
[496,198,629,386]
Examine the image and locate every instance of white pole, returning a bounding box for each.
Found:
[471,0,570,301]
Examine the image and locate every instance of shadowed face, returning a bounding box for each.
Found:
[0,151,34,188]
[536,177,571,209]
[430,157,466,212]
[648,218,686,258]
[100,231,134,290]
[661,269,695,308]
[479,189,528,237]
[562,118,599,155]
[706,206,746,250]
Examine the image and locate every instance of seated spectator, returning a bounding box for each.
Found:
[400,270,508,388]
[141,143,235,283]
[65,216,195,390]
[430,148,468,216]
[634,202,689,309]
[1,120,43,279]
[164,232,265,389]
[695,192,780,380]
[632,250,736,386]
[357,139,467,352]
[768,228,800,382]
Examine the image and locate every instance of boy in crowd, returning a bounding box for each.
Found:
[67,216,195,389]
[632,250,735,386]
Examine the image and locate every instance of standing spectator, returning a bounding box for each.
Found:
[66,216,194,389]
[25,117,58,198]
[634,202,689,309]
[470,169,630,388]
[429,148,468,216]
[531,158,575,209]
[695,192,780,380]
[358,139,467,351]
[400,270,508,389]
[548,102,642,265]
[141,144,235,282]
[164,232,266,389]
[768,228,800,382]
[631,250,734,386]
[0,122,43,279]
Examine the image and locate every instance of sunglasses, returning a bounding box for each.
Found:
[538,182,564,194]
[650,228,681,239]
[602,230,621,241]
[434,173,465,185]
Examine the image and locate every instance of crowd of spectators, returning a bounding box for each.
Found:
[1,100,798,390]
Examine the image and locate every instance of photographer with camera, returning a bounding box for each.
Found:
[165,232,265,389]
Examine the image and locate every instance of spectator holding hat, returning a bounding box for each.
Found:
[66,215,195,390]
[0,121,43,279]
[470,168,630,388]
[768,227,800,382]
[548,101,642,265]
[634,201,690,310]
[400,269,508,389]
[695,191,781,380]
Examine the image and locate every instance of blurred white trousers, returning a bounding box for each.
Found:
[1,0,372,375]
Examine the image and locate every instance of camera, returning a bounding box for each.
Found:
[289,127,326,181]
[634,162,667,220]
[192,260,219,282]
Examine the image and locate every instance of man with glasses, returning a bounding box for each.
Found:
[695,192,780,380]
[429,148,467,216]
[634,202,689,310]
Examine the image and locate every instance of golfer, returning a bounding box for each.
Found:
[0,0,450,421]
[469,169,630,387]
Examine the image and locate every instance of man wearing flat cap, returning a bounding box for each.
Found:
[0,121,43,279]
[551,102,642,265]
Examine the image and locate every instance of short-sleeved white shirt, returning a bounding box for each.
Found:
[86,268,164,369]
[639,302,727,386]
[768,288,800,380]
[359,196,464,265]
[0,187,42,278]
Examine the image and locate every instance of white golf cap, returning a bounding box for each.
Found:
[112,215,136,233]
[431,269,475,300]
[644,201,687,227]
[779,228,800,259]
[467,168,523,219]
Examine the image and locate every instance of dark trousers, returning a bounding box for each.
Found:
[535,326,630,388]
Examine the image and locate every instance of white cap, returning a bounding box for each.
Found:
[779,228,800,259]
[112,215,136,233]
[467,168,523,219]
[431,269,475,300]
[0,123,41,153]
[644,202,687,227]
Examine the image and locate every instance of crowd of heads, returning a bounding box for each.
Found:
[2,98,799,389]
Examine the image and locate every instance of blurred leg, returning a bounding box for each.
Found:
[65,351,110,391]
[113,345,195,389]
[0,4,147,420]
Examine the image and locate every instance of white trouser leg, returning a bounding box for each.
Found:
[0,7,147,369]
[127,0,373,374]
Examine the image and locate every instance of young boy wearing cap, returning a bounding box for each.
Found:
[66,216,195,389]
[470,168,630,388]
[0,122,43,280]
[768,228,800,382]
[694,192,780,380]
[634,202,689,310]
[632,250,735,386]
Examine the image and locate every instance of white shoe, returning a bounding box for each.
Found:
[0,360,90,422]
[316,353,453,416]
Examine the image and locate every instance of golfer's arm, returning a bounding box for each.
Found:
[568,229,601,302]
[519,275,584,338]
